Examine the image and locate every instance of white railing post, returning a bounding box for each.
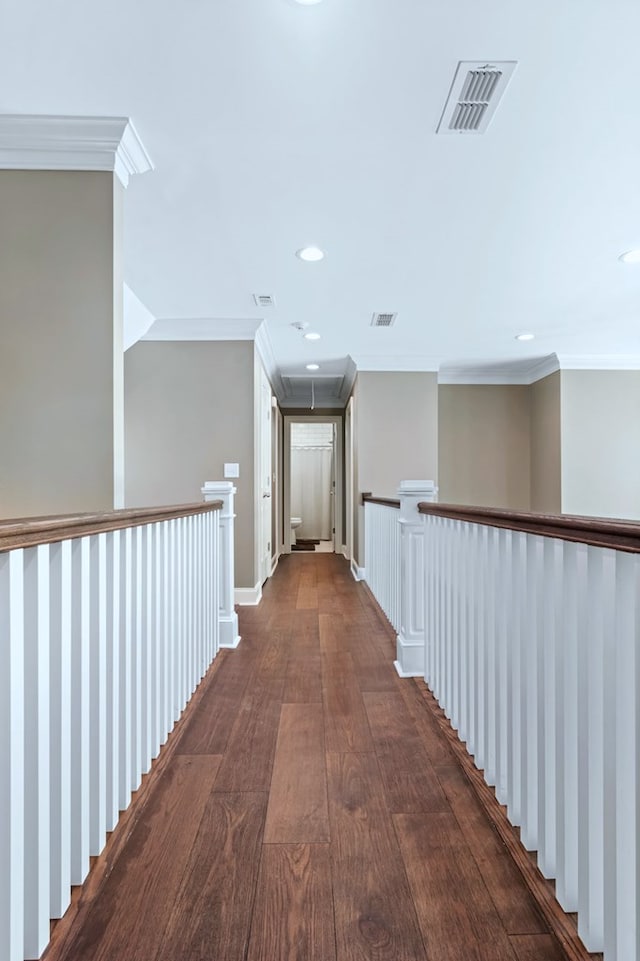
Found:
[395,479,437,678]
[202,481,240,649]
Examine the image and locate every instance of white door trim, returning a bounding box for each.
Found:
[283,414,344,554]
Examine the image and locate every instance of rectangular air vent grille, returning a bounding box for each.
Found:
[437,61,517,135]
[253,294,275,308]
[371,312,397,327]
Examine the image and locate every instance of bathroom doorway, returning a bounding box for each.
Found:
[283,415,343,554]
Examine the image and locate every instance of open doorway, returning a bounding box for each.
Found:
[283,415,343,554]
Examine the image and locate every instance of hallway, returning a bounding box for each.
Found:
[45,553,563,961]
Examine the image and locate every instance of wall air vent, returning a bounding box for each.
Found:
[437,61,517,134]
[371,312,397,327]
[253,294,275,308]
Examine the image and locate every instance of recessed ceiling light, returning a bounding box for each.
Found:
[296,246,325,262]
[304,332,321,341]
[306,363,320,370]
[293,0,322,5]
[619,249,640,264]
[515,333,535,342]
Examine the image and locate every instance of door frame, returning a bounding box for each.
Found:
[283,414,344,554]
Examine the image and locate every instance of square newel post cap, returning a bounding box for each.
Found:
[397,480,438,522]
[202,480,237,499]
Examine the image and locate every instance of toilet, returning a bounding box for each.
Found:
[290,517,302,544]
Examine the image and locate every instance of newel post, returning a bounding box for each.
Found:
[395,479,437,678]
[202,481,241,649]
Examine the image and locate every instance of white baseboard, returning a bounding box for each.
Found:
[394,634,424,677]
[234,582,262,606]
[350,562,366,581]
[270,552,280,577]
[341,545,349,560]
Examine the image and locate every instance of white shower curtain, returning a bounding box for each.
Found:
[291,447,333,540]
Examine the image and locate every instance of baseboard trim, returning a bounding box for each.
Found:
[234,583,262,606]
[350,562,366,581]
[270,552,280,577]
[394,659,423,679]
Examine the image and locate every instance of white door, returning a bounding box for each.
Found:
[260,372,272,584]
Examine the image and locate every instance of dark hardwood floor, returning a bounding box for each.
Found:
[45,552,565,961]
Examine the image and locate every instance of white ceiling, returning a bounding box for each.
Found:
[3,0,640,406]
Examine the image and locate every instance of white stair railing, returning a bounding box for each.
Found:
[363,496,402,633]
[0,499,225,961]
[419,504,639,961]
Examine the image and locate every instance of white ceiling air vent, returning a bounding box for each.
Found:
[253,294,275,308]
[436,61,517,134]
[371,312,397,327]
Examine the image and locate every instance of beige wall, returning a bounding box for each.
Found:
[530,372,561,513]
[354,371,438,564]
[0,170,123,517]
[124,341,256,587]
[356,371,438,496]
[561,370,640,520]
[438,385,530,509]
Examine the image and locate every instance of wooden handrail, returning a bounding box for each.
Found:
[418,502,640,554]
[362,493,401,509]
[0,502,222,553]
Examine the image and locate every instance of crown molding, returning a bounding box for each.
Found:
[143,317,263,341]
[0,114,153,187]
[351,354,441,372]
[438,353,560,385]
[255,322,284,400]
[556,353,640,371]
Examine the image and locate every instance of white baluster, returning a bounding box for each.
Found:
[520,535,543,851]
[140,523,152,773]
[0,550,25,961]
[212,511,220,659]
[456,522,469,744]
[118,527,132,810]
[466,523,478,758]
[484,526,498,787]
[49,540,72,918]
[89,533,107,857]
[508,531,527,828]
[153,522,165,753]
[603,550,639,961]
[495,528,510,806]
[105,530,120,832]
[577,546,608,952]
[537,536,562,879]
[130,526,143,789]
[474,525,488,772]
[555,541,584,910]
[23,544,51,959]
[70,537,90,884]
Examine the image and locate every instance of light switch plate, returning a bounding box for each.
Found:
[224,462,240,478]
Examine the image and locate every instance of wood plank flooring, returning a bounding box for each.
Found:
[45,552,565,961]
